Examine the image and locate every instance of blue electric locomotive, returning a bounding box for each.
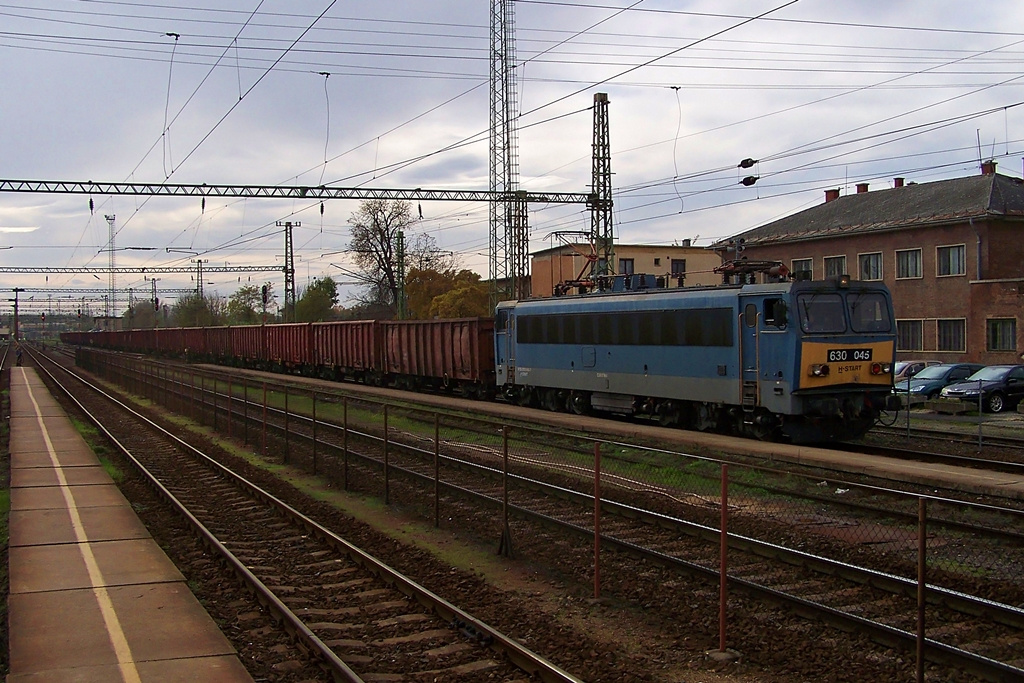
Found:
[495,274,896,442]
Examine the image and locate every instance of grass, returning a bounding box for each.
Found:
[68,417,123,481]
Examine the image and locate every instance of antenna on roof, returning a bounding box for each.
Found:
[976,129,983,168]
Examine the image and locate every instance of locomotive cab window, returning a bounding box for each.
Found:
[744,303,758,328]
[763,298,787,328]
[797,293,846,334]
[495,309,509,331]
[848,292,891,332]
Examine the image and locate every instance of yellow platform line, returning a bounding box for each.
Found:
[20,368,143,683]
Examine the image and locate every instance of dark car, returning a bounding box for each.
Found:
[893,362,985,407]
[939,365,1024,413]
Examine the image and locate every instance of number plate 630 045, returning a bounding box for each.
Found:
[827,348,872,362]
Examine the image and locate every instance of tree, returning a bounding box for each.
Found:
[294,276,339,322]
[429,273,490,318]
[405,268,452,320]
[122,300,159,329]
[348,199,414,315]
[170,293,226,327]
[226,284,262,325]
[406,268,486,319]
[348,200,460,318]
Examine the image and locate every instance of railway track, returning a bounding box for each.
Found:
[874,415,1024,453]
[29,346,584,683]
[837,440,1024,477]
[68,347,1024,681]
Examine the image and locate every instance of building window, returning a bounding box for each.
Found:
[937,319,966,352]
[895,249,922,279]
[791,258,812,279]
[936,244,966,276]
[988,318,1017,351]
[670,259,686,275]
[653,258,661,267]
[897,319,923,351]
[619,258,635,275]
[824,255,846,278]
[858,252,882,280]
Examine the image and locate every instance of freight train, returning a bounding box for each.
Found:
[61,273,898,443]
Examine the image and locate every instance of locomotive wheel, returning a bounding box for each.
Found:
[542,389,562,412]
[568,390,590,415]
[656,401,680,427]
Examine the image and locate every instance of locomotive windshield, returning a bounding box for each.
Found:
[797,293,845,333]
[797,290,893,334]
[848,291,891,332]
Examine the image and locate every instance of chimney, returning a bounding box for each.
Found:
[894,177,905,188]
[981,160,997,175]
[824,188,840,202]
[856,183,869,194]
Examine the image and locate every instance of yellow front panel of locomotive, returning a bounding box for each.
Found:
[800,340,895,389]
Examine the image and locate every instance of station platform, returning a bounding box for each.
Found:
[6,367,253,682]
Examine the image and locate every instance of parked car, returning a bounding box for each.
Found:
[939,365,1024,413]
[893,362,985,407]
[893,359,941,383]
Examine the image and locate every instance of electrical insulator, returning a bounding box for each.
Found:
[737,158,758,169]
[740,176,759,186]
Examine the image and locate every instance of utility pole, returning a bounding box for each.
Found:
[277,220,298,322]
[11,287,24,340]
[591,93,614,278]
[104,214,116,317]
[396,230,406,320]
[191,259,208,298]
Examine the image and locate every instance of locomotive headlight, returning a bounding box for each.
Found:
[809,363,830,377]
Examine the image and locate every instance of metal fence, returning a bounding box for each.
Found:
[75,347,1024,678]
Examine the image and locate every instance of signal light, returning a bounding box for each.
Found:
[40,312,45,321]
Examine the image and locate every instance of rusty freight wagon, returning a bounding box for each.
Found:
[265,322,313,372]
[312,320,383,382]
[381,318,495,397]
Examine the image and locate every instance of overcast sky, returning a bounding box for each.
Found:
[2,0,1023,314]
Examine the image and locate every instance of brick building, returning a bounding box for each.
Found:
[716,163,1024,364]
[530,242,722,297]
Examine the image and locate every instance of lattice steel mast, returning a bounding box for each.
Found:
[591,93,614,277]
[489,0,527,307]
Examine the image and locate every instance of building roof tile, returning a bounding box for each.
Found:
[726,173,1024,246]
